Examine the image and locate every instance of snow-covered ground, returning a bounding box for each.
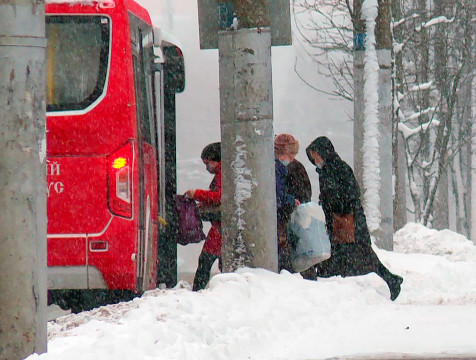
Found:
[26,223,476,360]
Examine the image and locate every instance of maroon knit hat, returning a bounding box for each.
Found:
[274,134,299,156]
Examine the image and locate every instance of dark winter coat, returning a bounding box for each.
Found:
[306,136,383,277]
[194,163,222,256]
[286,159,312,204]
[278,159,312,226]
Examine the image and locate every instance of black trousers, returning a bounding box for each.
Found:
[192,251,221,291]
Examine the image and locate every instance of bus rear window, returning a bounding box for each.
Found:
[46,16,110,112]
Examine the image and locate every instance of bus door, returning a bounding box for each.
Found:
[131,16,158,291]
[152,52,167,234]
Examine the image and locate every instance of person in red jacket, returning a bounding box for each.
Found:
[185,142,222,291]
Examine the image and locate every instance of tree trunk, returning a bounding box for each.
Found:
[433,168,449,230]
[417,0,431,217]
[353,0,365,191]
[456,0,474,238]
[431,0,451,229]
[375,0,394,248]
[392,0,407,231]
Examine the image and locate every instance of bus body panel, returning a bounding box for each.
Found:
[47,237,86,266]
[47,156,109,234]
[46,0,162,291]
[87,216,138,289]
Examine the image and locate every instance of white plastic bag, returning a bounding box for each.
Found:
[289,202,331,272]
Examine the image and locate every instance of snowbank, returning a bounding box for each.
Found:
[25,223,476,360]
[394,222,476,261]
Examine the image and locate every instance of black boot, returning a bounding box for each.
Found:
[388,275,403,301]
[301,265,317,281]
[377,264,403,301]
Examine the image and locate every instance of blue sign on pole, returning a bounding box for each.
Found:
[353,33,366,50]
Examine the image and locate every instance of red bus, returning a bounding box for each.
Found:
[45,0,184,297]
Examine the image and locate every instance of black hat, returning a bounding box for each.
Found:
[201,142,221,161]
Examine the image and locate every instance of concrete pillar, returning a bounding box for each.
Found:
[219,28,278,272]
[0,1,47,358]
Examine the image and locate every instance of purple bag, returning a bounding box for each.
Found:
[175,195,206,245]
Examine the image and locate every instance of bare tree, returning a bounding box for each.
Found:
[292,0,355,101]
[293,0,476,234]
[395,0,475,229]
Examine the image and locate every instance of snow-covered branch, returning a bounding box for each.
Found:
[415,16,454,32]
[393,42,404,54]
[392,13,420,29]
[408,82,434,92]
[422,16,455,28]
[398,119,441,140]
[404,107,437,121]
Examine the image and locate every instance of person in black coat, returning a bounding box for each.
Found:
[306,136,403,301]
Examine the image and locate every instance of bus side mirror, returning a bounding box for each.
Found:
[163,46,185,94]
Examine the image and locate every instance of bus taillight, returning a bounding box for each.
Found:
[107,142,133,218]
[112,157,127,169]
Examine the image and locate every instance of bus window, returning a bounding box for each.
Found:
[132,24,155,145]
[46,16,110,112]
[143,37,156,146]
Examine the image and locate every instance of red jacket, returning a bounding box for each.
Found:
[194,163,222,256]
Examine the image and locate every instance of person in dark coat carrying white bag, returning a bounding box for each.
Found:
[305,136,403,301]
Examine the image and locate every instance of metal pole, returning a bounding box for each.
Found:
[220,0,278,272]
[0,1,47,358]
